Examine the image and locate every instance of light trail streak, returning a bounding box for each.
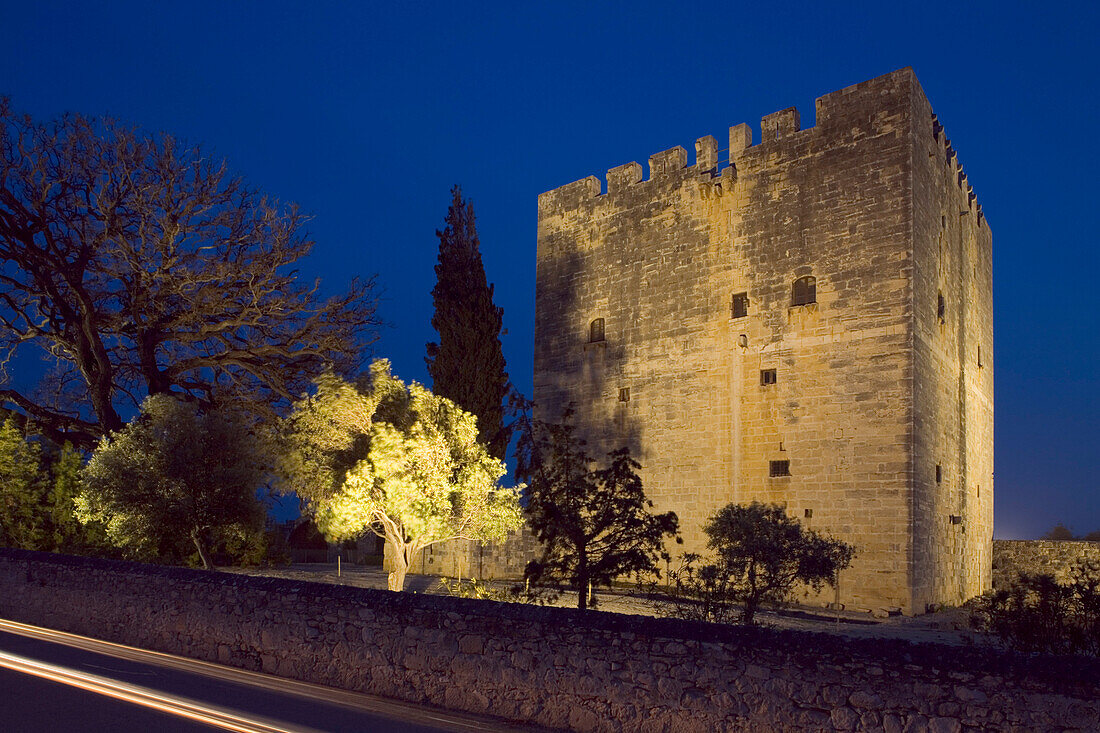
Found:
[0,649,322,733]
[0,619,529,732]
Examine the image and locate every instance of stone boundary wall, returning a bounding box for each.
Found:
[1,549,1097,732]
[992,539,1100,589]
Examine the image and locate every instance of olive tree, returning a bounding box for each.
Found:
[77,395,267,568]
[278,360,523,591]
[682,502,855,625]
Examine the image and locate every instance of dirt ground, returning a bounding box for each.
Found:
[223,563,991,648]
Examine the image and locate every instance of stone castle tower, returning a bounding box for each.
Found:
[533,68,993,614]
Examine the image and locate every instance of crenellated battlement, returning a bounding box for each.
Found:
[538,68,987,229]
[929,112,986,226]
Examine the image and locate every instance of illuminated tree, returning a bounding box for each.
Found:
[77,395,267,568]
[0,99,380,449]
[425,186,510,460]
[517,411,679,610]
[278,360,523,591]
[697,502,855,625]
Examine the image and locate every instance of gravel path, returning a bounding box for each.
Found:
[222,563,989,648]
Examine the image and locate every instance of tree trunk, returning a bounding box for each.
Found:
[191,530,213,570]
[388,543,409,591]
[742,562,758,625]
[741,597,758,626]
[577,571,589,611]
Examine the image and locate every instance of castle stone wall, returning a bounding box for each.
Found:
[1,550,1097,732]
[909,82,995,610]
[533,68,992,613]
[992,540,1100,588]
[394,527,540,581]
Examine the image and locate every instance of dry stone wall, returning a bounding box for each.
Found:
[1,549,1096,732]
[992,540,1100,588]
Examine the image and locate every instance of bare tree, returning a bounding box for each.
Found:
[0,99,380,447]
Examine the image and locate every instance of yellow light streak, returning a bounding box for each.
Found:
[0,618,519,732]
[0,649,320,733]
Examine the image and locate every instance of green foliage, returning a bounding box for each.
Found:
[425,186,510,460]
[47,442,96,551]
[969,558,1100,656]
[438,577,534,604]
[277,359,524,591]
[651,553,744,625]
[0,419,107,553]
[517,411,679,610]
[668,502,855,625]
[209,522,287,567]
[0,418,47,549]
[77,395,267,569]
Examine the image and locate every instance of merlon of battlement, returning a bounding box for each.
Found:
[761,107,801,141]
[729,123,752,157]
[696,136,718,171]
[536,175,601,211]
[649,146,687,176]
[607,162,642,194]
[539,68,987,227]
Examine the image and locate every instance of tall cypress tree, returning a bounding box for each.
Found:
[426,186,510,460]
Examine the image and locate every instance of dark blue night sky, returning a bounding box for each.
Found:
[2,2,1096,538]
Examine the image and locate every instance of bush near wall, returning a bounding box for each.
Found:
[1,549,1098,732]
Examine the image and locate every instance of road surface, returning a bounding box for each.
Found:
[0,619,537,732]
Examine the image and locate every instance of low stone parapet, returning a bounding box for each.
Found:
[1,549,1096,731]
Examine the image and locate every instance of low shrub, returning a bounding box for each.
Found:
[969,558,1100,656]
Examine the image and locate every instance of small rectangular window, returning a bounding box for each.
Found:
[804,508,813,518]
[937,293,946,322]
[760,369,777,386]
[731,292,749,319]
[618,387,630,402]
[949,515,963,525]
[936,464,942,484]
[977,344,983,368]
[769,460,790,477]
